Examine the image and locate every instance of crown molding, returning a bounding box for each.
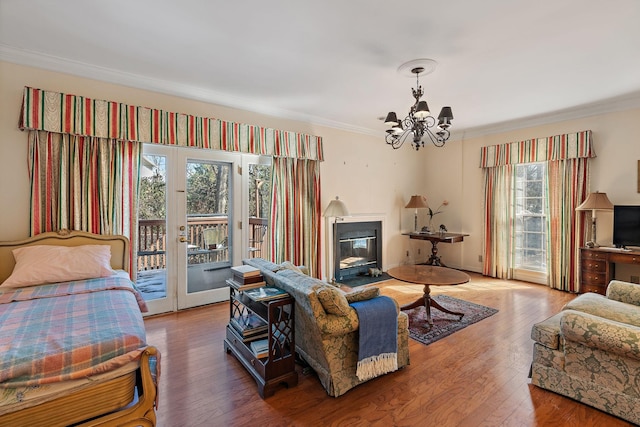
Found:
[0,44,375,136]
[448,91,640,142]
[3,44,640,142]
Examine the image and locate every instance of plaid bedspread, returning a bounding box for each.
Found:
[0,276,148,387]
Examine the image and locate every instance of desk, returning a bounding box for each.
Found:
[404,232,469,266]
[580,247,640,294]
[388,265,470,325]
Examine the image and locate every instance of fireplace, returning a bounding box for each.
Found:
[333,221,382,281]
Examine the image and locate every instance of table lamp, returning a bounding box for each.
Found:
[323,196,349,284]
[576,191,614,247]
[405,195,428,232]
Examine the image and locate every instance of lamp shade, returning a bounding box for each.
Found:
[576,192,614,211]
[405,195,428,209]
[438,106,454,121]
[384,112,398,125]
[414,101,430,119]
[324,196,349,217]
[438,106,454,128]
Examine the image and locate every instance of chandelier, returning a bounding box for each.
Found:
[384,59,453,151]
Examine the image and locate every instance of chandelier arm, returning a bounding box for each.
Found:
[385,129,413,149]
[419,116,436,128]
[424,127,449,147]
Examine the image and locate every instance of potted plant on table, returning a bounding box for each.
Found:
[426,200,448,232]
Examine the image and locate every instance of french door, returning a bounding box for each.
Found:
[137,145,240,314]
[136,145,271,315]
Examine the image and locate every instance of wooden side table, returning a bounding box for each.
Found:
[388,265,470,325]
[224,282,298,398]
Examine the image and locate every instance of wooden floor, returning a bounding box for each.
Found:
[144,273,635,427]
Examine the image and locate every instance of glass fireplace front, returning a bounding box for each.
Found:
[334,221,382,281]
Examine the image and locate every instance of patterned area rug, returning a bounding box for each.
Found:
[406,295,498,346]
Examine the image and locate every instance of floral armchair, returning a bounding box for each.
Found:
[530,280,640,425]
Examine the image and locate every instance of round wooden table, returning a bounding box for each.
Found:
[388,265,470,325]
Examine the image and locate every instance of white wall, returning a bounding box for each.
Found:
[2,60,640,281]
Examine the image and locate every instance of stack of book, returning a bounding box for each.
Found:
[228,265,265,291]
[229,312,268,342]
[249,338,269,358]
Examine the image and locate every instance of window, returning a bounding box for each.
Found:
[514,162,547,273]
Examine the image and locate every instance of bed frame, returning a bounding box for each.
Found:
[0,230,158,427]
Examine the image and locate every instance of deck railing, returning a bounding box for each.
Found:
[248,217,268,259]
[137,216,267,271]
[138,219,167,271]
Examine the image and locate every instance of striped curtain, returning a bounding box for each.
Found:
[547,158,589,291]
[269,157,322,277]
[480,130,595,291]
[28,131,141,274]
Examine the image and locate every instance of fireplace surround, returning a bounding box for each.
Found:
[333,221,382,281]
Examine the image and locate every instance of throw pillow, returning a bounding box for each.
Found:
[345,287,380,303]
[316,286,351,316]
[2,244,116,288]
[274,260,306,275]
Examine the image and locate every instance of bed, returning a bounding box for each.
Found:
[0,230,158,426]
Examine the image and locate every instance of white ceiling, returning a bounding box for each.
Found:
[2,0,640,139]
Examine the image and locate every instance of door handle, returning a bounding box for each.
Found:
[179,237,187,243]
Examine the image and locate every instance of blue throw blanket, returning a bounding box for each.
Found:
[349,295,398,381]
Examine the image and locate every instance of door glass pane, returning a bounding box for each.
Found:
[186,160,232,294]
[247,163,271,259]
[137,154,168,301]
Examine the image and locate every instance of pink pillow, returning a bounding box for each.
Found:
[1,245,116,288]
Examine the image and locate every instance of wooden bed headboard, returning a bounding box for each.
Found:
[0,230,130,283]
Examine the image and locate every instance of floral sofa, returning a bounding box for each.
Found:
[530,280,640,425]
[243,258,410,397]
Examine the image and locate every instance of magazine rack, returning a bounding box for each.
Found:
[224,281,298,398]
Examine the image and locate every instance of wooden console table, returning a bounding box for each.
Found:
[580,247,640,294]
[404,232,469,266]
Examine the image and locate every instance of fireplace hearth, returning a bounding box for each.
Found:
[333,221,382,282]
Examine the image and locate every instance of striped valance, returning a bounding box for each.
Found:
[479,130,594,168]
[19,86,324,161]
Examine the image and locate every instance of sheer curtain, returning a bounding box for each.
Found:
[269,157,322,277]
[480,131,594,291]
[482,164,515,279]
